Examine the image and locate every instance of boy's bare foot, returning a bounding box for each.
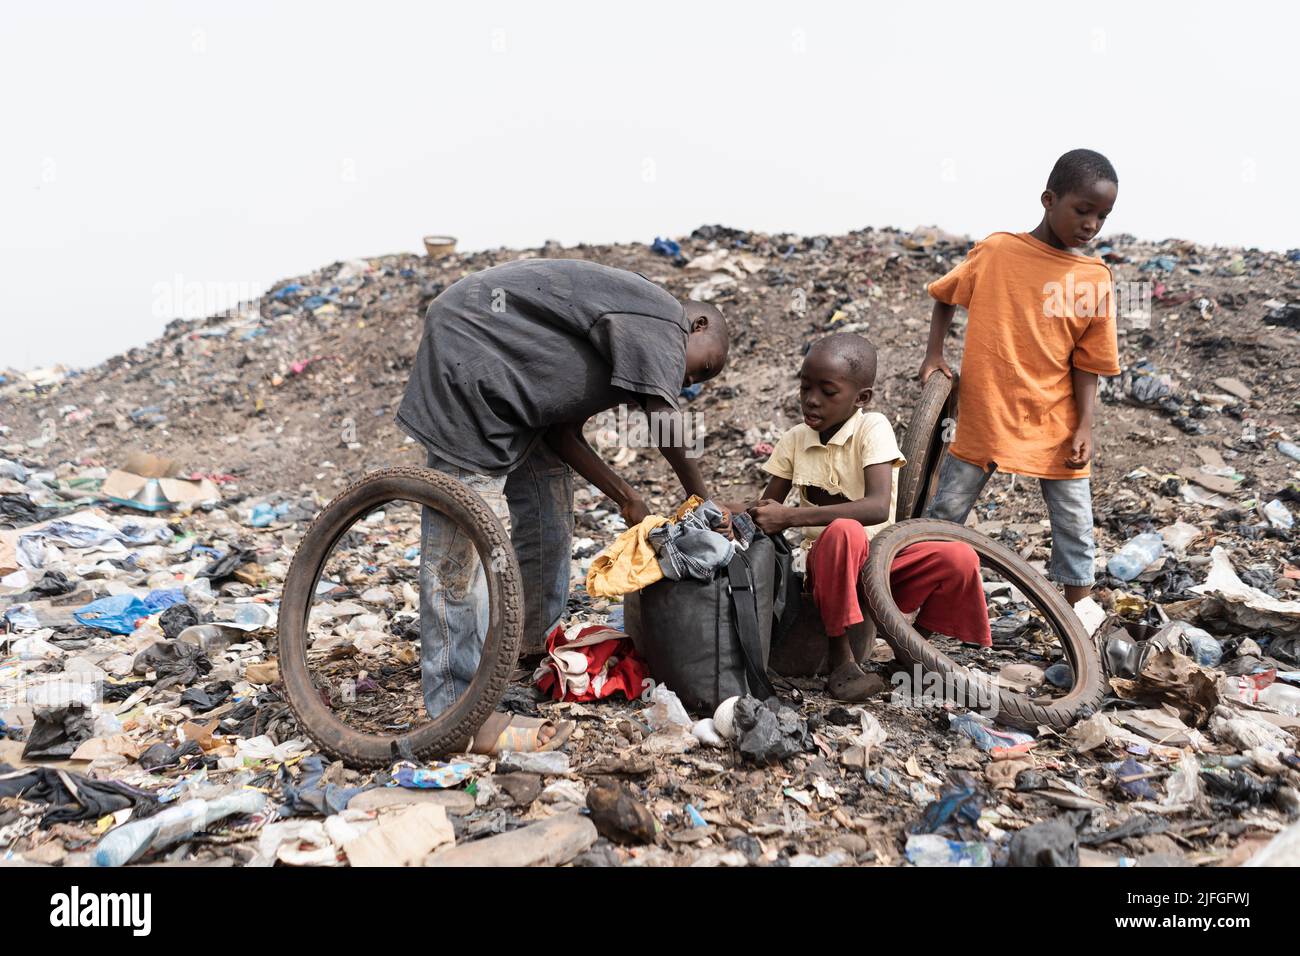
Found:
[827,662,886,702]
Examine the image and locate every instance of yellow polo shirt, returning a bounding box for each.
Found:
[762,410,906,546]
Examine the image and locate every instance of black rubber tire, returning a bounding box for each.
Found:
[861,518,1105,731]
[918,372,959,517]
[896,372,954,521]
[278,466,524,768]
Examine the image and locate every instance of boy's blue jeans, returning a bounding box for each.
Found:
[923,453,1096,588]
[419,444,574,717]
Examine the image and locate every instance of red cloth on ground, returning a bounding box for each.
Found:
[805,518,991,647]
[535,623,651,702]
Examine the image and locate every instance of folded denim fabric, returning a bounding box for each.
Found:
[648,499,736,581]
[731,511,757,550]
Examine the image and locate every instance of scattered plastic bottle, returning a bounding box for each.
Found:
[176,624,235,656]
[94,791,266,866]
[1106,532,1165,581]
[1179,627,1223,668]
[904,834,991,867]
[1278,441,1300,464]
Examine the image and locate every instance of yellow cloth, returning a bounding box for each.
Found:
[762,409,906,546]
[586,515,671,598]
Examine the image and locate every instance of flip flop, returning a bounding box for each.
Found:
[461,713,575,756]
[827,662,886,702]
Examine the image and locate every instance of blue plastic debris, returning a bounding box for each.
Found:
[1043,662,1073,689]
[910,773,983,834]
[391,761,473,790]
[1139,255,1178,273]
[73,589,184,634]
[651,236,681,258]
[1112,756,1158,800]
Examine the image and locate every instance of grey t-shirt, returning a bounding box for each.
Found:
[396,258,689,475]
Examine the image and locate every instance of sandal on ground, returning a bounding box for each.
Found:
[827,662,886,702]
[461,712,575,755]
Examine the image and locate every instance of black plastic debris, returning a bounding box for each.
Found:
[1007,818,1079,867]
[21,703,95,760]
[159,602,201,639]
[733,695,813,764]
[132,641,211,693]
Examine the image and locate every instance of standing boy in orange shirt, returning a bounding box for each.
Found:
[919,149,1121,607]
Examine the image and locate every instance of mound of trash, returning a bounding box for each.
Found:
[2,227,1299,866]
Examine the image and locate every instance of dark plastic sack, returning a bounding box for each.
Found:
[625,536,780,714]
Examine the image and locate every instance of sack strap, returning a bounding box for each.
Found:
[727,553,776,700]
[770,532,789,620]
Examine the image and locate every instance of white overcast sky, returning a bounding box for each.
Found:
[3,1,1297,371]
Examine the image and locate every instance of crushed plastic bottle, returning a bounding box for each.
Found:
[1174,624,1223,668]
[94,790,266,866]
[1106,532,1165,582]
[1278,441,1300,463]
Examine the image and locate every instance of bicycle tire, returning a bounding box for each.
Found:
[278,466,524,768]
[861,518,1104,731]
[896,372,954,521]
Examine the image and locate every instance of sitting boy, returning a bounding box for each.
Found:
[732,333,991,702]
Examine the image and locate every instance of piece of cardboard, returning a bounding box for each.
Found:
[100,470,217,507]
[99,470,150,500]
[0,533,15,576]
[1177,466,1238,496]
[157,476,218,504]
[343,804,454,867]
[70,734,141,762]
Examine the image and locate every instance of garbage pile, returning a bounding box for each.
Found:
[2,227,1299,866]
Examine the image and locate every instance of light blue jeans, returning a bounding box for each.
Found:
[419,443,574,717]
[924,453,1096,587]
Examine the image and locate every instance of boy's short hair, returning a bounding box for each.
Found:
[807,332,877,387]
[1046,148,1118,196]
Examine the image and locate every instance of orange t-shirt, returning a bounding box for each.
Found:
[927,232,1121,480]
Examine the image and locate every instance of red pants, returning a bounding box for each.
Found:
[806,518,991,647]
